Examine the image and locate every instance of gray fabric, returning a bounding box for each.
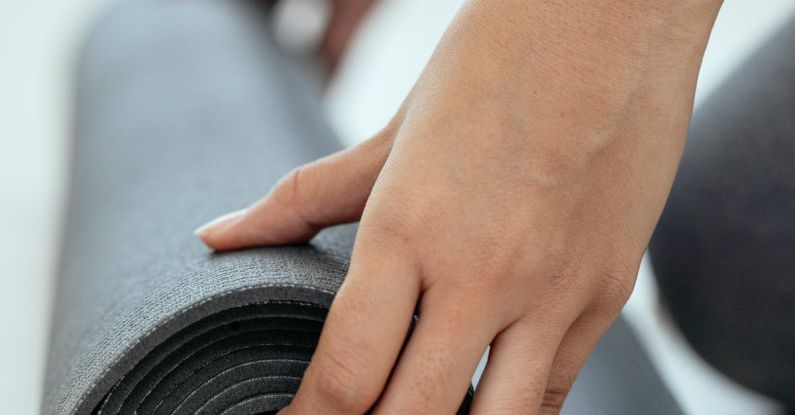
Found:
[43,1,680,414]
[563,318,679,415]
[649,17,795,408]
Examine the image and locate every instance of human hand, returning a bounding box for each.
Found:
[197,0,721,413]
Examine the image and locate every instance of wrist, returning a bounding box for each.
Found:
[464,0,722,67]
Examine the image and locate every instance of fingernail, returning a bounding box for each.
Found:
[193,209,247,238]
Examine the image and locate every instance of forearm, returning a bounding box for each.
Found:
[416,0,720,148]
[468,0,724,64]
[411,0,723,174]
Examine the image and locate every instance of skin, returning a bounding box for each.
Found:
[197,0,723,413]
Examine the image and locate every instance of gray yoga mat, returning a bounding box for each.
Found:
[43,1,681,414]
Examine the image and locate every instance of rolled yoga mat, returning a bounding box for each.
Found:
[43,1,681,414]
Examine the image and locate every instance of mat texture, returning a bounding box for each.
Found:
[43,1,681,414]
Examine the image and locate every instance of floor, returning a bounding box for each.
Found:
[1,0,793,414]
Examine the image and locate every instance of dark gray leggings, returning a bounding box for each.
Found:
[649,18,795,409]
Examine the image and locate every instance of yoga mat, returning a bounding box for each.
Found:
[43,1,681,414]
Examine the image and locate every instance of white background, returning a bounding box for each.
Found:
[1,1,793,413]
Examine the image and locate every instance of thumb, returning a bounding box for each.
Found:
[196,135,391,251]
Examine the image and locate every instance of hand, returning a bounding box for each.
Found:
[197,0,721,413]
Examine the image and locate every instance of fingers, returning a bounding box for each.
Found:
[283,240,421,415]
[470,309,611,415]
[538,312,613,414]
[196,135,390,251]
[469,316,569,415]
[372,289,498,414]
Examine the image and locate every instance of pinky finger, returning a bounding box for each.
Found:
[470,317,569,415]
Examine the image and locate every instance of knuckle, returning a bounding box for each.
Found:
[272,165,325,225]
[554,361,581,390]
[398,390,437,415]
[273,166,306,208]
[362,208,412,239]
[448,248,523,298]
[308,352,377,413]
[594,265,635,315]
[540,387,569,414]
[359,214,418,259]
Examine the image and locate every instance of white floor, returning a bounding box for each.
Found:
[1,1,793,414]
